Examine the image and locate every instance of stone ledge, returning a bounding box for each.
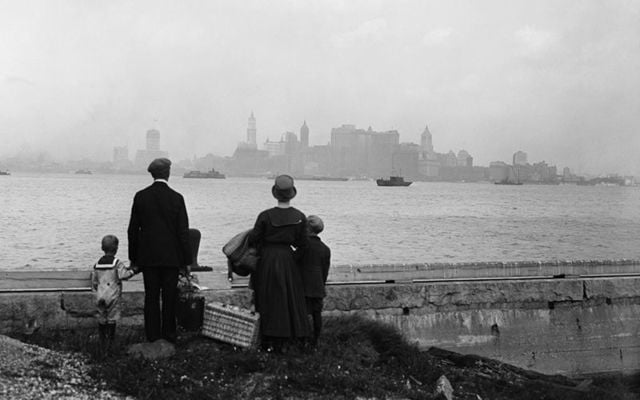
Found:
[1,277,635,336]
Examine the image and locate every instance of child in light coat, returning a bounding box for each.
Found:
[91,235,137,352]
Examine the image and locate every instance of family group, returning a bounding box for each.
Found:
[90,158,331,353]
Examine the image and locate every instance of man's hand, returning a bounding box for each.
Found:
[130,264,140,274]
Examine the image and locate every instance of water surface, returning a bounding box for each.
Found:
[2,173,639,271]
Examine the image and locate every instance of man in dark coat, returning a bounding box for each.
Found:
[300,215,331,346]
[127,158,192,343]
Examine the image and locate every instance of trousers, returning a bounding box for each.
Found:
[142,267,179,343]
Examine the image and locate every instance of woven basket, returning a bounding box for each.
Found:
[201,302,260,348]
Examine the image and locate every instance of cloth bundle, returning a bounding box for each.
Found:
[222,229,258,277]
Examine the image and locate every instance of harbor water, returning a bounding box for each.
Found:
[2,173,640,272]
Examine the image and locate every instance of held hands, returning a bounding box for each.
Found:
[129,263,141,275]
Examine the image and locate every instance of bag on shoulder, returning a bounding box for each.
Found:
[222,229,258,277]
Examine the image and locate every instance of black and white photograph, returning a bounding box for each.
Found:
[1,1,639,398]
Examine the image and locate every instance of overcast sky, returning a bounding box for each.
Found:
[1,0,638,175]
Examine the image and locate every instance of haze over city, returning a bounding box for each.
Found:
[1,0,639,175]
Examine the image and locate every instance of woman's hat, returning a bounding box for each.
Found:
[272,174,297,201]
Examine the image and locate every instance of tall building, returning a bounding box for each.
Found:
[247,112,257,146]
[330,124,399,177]
[457,150,473,167]
[135,129,168,169]
[300,121,309,148]
[513,151,528,166]
[420,125,434,154]
[146,129,160,151]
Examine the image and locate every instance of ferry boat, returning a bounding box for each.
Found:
[183,168,226,179]
[376,176,412,186]
[494,178,522,185]
[297,175,348,182]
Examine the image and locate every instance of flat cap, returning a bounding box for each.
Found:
[147,158,171,177]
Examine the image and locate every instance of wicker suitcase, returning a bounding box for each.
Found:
[201,302,260,348]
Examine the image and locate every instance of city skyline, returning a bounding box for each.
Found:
[1,117,624,181]
[1,1,638,176]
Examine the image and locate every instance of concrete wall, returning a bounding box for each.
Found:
[322,277,640,376]
[2,263,640,377]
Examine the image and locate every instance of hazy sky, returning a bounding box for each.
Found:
[1,0,639,175]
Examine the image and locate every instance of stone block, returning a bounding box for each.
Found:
[584,277,640,300]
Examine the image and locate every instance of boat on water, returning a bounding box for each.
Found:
[494,179,522,185]
[75,169,92,175]
[183,168,226,179]
[376,176,412,186]
[297,175,348,181]
[0,170,10,176]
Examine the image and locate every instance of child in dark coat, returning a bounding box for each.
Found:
[300,215,331,346]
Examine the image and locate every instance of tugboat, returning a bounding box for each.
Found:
[183,168,226,179]
[376,176,412,186]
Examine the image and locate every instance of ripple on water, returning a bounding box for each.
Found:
[3,175,640,270]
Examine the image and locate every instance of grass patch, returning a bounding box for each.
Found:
[20,315,640,400]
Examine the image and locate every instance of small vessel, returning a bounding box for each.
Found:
[297,175,348,181]
[183,168,226,179]
[494,179,523,185]
[75,169,92,175]
[376,176,412,186]
[0,170,10,176]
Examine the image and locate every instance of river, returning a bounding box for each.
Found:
[2,173,639,272]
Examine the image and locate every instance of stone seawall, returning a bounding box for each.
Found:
[2,260,640,377]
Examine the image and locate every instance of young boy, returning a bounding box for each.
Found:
[91,235,137,353]
[300,215,331,347]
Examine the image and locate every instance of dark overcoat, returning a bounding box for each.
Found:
[300,236,331,298]
[249,207,311,338]
[127,181,192,268]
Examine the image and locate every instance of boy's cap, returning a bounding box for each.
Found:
[307,215,324,234]
[147,158,171,177]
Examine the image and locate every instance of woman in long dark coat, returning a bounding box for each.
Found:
[249,175,310,351]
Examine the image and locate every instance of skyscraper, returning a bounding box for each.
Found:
[146,129,160,151]
[513,151,528,166]
[135,128,168,169]
[300,121,309,148]
[247,112,256,146]
[421,125,434,154]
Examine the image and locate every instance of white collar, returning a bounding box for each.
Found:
[154,179,168,184]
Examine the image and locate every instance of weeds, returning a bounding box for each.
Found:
[20,315,640,400]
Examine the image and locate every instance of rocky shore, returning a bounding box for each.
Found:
[0,335,131,399]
